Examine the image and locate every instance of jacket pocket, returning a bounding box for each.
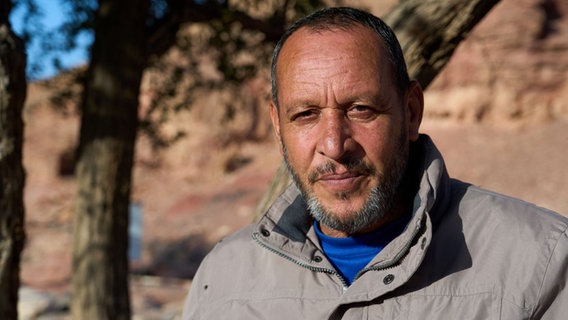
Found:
[406,291,501,320]
[368,289,506,320]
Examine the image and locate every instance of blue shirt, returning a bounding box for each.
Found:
[314,214,411,285]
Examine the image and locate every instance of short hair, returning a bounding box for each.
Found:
[271,7,410,108]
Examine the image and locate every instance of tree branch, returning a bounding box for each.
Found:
[384,0,501,89]
[146,0,287,58]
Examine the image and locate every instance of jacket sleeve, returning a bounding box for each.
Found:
[532,225,568,319]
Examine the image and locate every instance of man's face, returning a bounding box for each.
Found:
[270,26,422,236]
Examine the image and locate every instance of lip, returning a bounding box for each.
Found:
[317,172,364,193]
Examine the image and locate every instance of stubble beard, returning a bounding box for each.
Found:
[282,129,409,235]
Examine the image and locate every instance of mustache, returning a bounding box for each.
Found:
[307,158,376,184]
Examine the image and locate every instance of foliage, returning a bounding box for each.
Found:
[140,0,335,151]
[12,0,337,152]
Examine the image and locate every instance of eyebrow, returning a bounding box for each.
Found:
[282,92,393,117]
[339,91,393,110]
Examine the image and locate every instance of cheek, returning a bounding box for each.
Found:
[281,131,315,171]
[353,125,398,163]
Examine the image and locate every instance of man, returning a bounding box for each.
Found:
[182,7,568,319]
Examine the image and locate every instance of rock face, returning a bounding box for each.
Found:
[423,0,568,124]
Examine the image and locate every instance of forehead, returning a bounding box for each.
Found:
[278,24,386,68]
[276,25,392,104]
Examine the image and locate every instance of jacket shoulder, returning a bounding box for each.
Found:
[204,224,257,264]
[449,178,566,225]
[446,180,568,312]
[182,224,258,318]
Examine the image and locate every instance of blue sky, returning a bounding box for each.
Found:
[10,0,93,79]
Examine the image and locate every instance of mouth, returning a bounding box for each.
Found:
[307,160,375,195]
[315,172,366,194]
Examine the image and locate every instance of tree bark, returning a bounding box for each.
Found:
[0,1,27,318]
[71,0,149,319]
[254,0,501,221]
[384,0,501,89]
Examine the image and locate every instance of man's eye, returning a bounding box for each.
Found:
[351,105,369,112]
[347,105,376,119]
[292,110,317,121]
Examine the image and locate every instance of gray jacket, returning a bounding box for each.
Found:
[182,135,568,319]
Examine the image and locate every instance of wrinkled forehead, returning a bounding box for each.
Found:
[276,25,390,84]
[278,24,386,65]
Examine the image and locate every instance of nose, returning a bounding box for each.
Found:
[317,110,352,160]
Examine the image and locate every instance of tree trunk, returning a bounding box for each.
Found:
[254,0,500,221]
[383,0,501,89]
[0,1,27,318]
[71,0,149,319]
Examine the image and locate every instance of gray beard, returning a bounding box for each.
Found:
[282,131,408,235]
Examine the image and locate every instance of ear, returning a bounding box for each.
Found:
[269,100,284,155]
[405,80,424,142]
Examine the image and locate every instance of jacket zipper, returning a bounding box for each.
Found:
[252,232,350,289]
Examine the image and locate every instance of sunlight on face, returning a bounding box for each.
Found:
[283,126,408,234]
[271,26,415,235]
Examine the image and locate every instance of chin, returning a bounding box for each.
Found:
[306,182,397,234]
[325,200,367,218]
